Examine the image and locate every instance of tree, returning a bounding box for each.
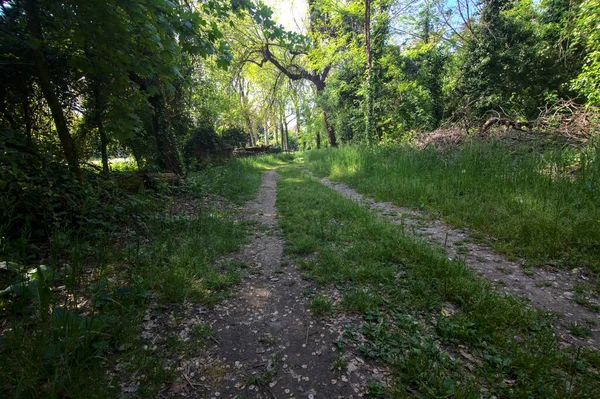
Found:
[23,0,81,178]
[572,0,600,104]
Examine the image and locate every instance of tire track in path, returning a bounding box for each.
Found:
[178,170,381,398]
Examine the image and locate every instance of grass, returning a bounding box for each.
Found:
[308,295,333,317]
[0,154,275,398]
[276,166,600,398]
[302,142,600,277]
[188,153,295,203]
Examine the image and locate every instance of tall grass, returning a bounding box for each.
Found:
[304,142,600,272]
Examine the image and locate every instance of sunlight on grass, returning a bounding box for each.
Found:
[302,143,600,273]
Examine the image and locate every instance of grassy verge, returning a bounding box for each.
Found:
[277,166,599,398]
[0,155,275,398]
[302,143,600,276]
[188,153,294,203]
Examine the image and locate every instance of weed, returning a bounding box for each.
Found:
[330,355,348,373]
[569,323,592,337]
[308,295,333,317]
[259,333,276,346]
[367,379,386,397]
[342,288,381,313]
[496,266,512,274]
[0,156,265,397]
[192,322,214,345]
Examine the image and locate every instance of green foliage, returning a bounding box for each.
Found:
[572,0,600,104]
[183,124,232,169]
[0,129,128,243]
[221,127,248,148]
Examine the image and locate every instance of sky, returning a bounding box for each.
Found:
[264,0,309,34]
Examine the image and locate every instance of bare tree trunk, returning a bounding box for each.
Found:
[264,124,269,145]
[364,0,373,143]
[99,123,109,175]
[283,116,289,151]
[294,100,301,140]
[244,115,255,147]
[323,110,336,148]
[24,0,81,179]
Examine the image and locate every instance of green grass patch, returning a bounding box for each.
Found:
[308,295,333,317]
[187,153,294,203]
[276,166,600,397]
[302,143,600,277]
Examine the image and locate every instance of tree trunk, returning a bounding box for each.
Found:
[24,0,81,179]
[283,116,289,151]
[99,123,109,175]
[264,124,269,145]
[315,85,336,148]
[294,99,301,139]
[244,115,255,147]
[364,0,373,143]
[93,80,109,175]
[323,110,336,147]
[148,94,182,175]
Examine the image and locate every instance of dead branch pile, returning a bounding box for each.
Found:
[417,100,599,151]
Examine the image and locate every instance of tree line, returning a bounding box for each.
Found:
[1,0,599,172]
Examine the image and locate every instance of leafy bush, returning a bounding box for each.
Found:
[183,125,232,169]
[1,130,105,241]
[221,127,248,148]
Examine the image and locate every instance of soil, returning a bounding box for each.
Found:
[308,172,600,349]
[146,170,385,398]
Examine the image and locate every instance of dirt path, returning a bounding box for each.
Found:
[168,170,380,398]
[307,172,599,349]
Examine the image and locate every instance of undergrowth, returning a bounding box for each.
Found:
[302,142,600,277]
[0,154,279,398]
[277,166,600,398]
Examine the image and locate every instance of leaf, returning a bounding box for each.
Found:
[44,343,65,359]
[147,85,160,96]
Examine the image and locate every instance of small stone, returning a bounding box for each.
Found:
[331,379,338,385]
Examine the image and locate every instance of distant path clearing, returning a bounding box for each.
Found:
[307,171,599,349]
